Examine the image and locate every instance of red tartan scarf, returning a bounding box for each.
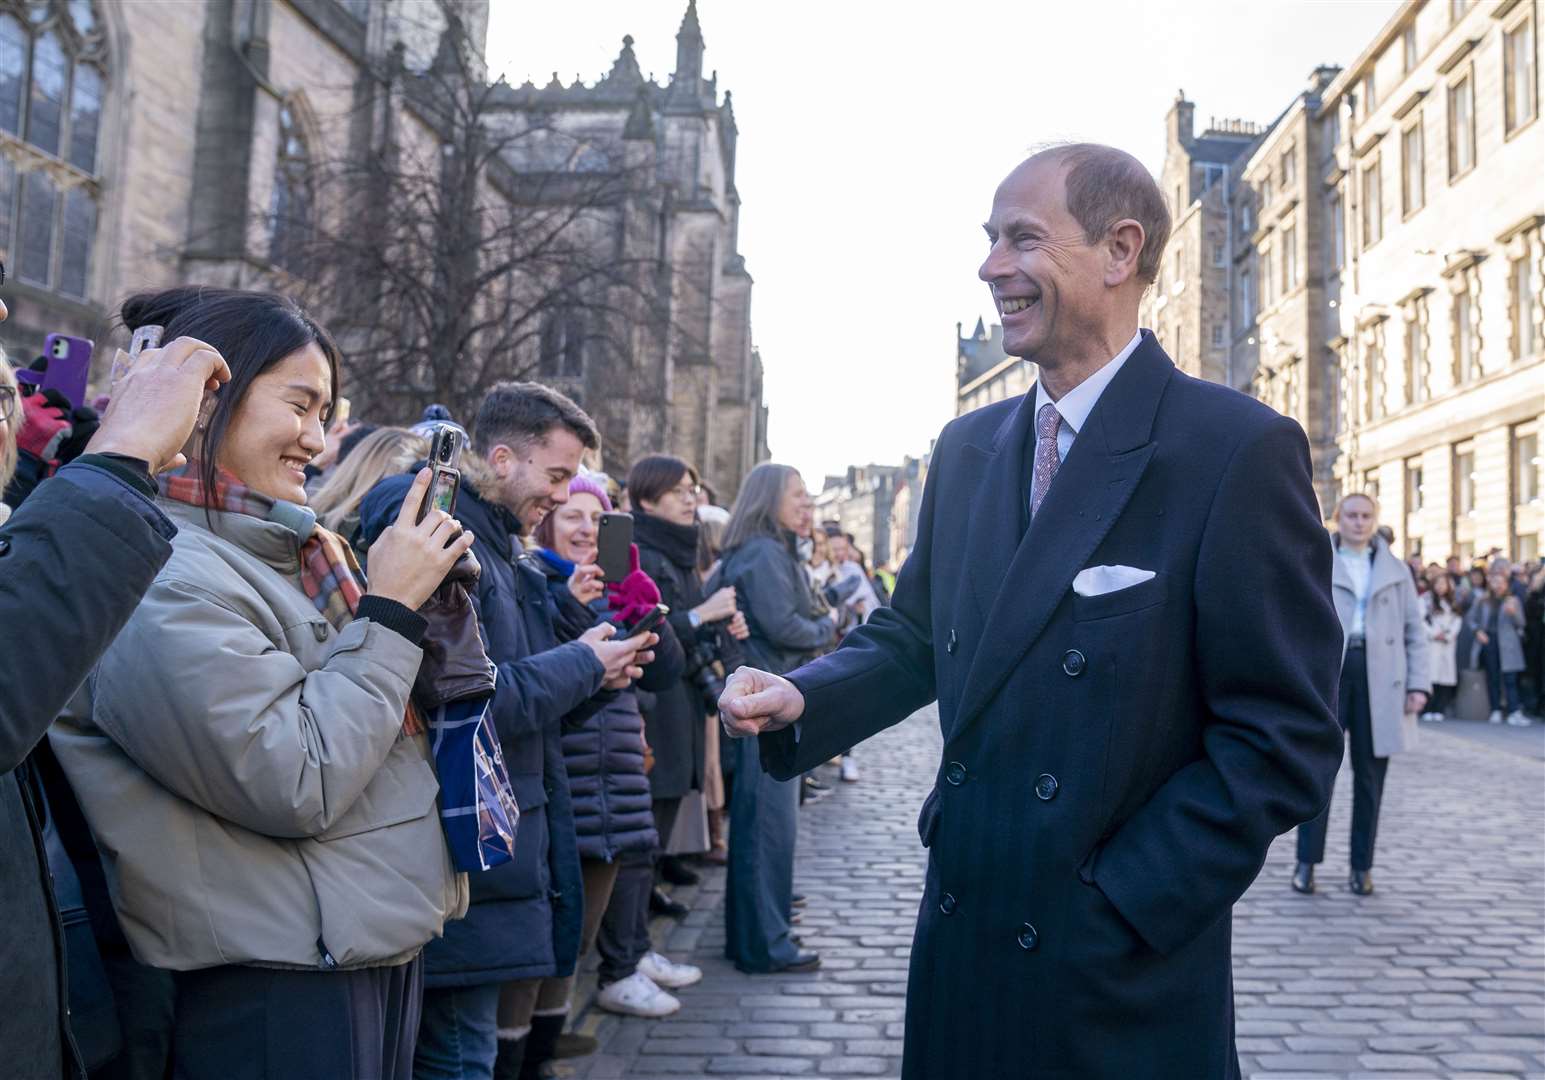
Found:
[160,465,423,736]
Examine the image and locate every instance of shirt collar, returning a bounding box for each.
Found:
[1033,328,1143,437]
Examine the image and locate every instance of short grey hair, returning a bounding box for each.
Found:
[1033,143,1172,285]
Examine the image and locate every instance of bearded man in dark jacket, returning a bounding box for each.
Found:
[360,383,656,1080]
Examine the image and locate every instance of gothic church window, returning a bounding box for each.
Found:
[539,309,585,378]
[0,0,106,297]
[269,104,313,276]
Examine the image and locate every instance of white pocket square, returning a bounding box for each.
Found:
[1072,565,1156,597]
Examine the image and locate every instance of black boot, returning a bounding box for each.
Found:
[492,1036,526,1080]
[650,886,689,918]
[660,855,700,886]
[552,1032,599,1060]
[1349,869,1374,896]
[1291,862,1315,895]
[520,1014,564,1080]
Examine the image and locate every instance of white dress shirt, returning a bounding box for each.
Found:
[1031,328,1144,464]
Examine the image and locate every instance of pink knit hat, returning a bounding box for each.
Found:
[568,472,613,511]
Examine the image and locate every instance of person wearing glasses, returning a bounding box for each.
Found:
[625,456,750,919]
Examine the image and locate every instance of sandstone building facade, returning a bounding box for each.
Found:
[1139,0,1541,558]
[955,316,1024,416]
[1325,0,1542,563]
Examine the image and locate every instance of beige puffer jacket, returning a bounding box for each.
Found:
[50,500,468,972]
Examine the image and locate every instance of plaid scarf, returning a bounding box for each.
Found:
[161,465,423,736]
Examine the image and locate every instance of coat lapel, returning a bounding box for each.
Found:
[952,335,1173,741]
[964,394,1039,619]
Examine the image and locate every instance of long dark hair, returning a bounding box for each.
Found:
[722,463,801,555]
[119,287,341,509]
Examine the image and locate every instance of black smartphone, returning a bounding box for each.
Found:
[418,423,463,524]
[620,604,669,639]
[596,511,634,581]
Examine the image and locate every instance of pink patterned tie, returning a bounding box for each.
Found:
[1030,403,1062,518]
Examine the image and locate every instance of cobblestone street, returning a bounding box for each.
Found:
[561,707,1545,1080]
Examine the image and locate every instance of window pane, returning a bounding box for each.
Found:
[1403,123,1424,212]
[18,170,56,287]
[1518,433,1540,502]
[1518,259,1536,358]
[67,0,96,34]
[0,154,13,254]
[1450,76,1475,176]
[1507,20,1538,132]
[68,62,100,172]
[25,29,66,155]
[0,15,25,136]
[58,184,92,297]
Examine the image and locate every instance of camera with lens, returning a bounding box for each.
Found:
[689,640,727,713]
[822,574,861,609]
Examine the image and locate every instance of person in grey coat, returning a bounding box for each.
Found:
[713,463,835,973]
[0,320,232,1080]
[1466,567,1530,725]
[1295,492,1430,896]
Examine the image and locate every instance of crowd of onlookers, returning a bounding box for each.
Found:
[1398,539,1545,727]
[0,284,888,1080]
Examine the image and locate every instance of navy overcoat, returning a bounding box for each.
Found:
[762,334,1344,1079]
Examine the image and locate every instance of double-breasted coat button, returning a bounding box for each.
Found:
[1034,773,1059,801]
[313,623,329,642]
[0,537,10,557]
[940,892,958,915]
[1061,649,1086,677]
[945,761,968,786]
[1017,923,1039,951]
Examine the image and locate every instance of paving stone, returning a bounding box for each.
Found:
[564,709,1544,1079]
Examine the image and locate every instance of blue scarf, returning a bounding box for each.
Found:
[534,547,576,578]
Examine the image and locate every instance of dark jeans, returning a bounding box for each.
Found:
[1480,643,1522,712]
[595,798,681,985]
[414,981,500,1080]
[1428,683,1456,717]
[724,732,800,973]
[171,956,421,1080]
[1297,645,1388,872]
[92,950,174,1080]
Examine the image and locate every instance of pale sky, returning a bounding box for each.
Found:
[486,0,1401,487]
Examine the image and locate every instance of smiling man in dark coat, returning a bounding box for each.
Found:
[720,145,1345,1079]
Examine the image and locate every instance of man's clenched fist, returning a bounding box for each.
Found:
[718,666,806,739]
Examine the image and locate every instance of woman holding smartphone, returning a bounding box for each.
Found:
[715,463,835,973]
[50,287,472,1080]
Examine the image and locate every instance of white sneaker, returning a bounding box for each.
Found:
[638,950,703,989]
[1506,711,1532,727]
[840,757,860,783]
[595,972,680,1018]
[1488,710,1504,724]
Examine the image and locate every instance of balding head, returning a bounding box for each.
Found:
[979,143,1167,381]
[1025,144,1172,285]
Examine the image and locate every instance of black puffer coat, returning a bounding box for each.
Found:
[633,511,714,800]
[532,550,683,862]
